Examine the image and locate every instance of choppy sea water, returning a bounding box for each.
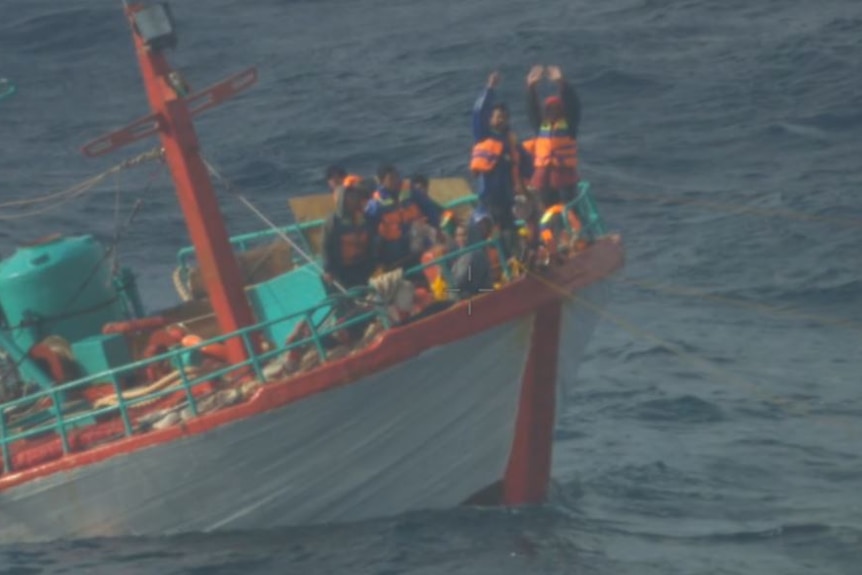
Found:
[1,0,861,573]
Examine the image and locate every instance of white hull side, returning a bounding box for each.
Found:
[0,317,531,542]
[556,281,610,419]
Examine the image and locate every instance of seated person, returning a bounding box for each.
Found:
[450,209,497,296]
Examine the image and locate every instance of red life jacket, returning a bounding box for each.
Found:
[372,190,424,241]
[343,173,363,187]
[526,120,578,191]
[470,132,525,194]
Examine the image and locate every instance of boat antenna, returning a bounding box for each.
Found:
[201,158,350,296]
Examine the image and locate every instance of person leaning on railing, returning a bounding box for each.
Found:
[450,208,497,295]
[322,184,375,291]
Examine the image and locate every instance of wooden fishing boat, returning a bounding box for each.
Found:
[0,2,623,542]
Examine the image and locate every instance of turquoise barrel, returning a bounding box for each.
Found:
[0,235,127,351]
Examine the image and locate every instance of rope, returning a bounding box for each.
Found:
[0,146,163,219]
[601,189,862,229]
[526,268,855,431]
[93,366,204,410]
[201,156,350,296]
[172,267,194,302]
[612,276,862,332]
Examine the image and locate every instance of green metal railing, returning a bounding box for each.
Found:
[0,182,606,474]
[173,182,603,290]
[0,289,385,474]
[567,181,606,238]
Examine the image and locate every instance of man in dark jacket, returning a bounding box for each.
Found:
[525,65,582,208]
[470,71,533,257]
[322,185,375,290]
[450,208,495,296]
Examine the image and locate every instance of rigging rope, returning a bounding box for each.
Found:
[526,267,856,433]
[0,146,163,220]
[201,156,350,296]
[601,189,862,229]
[611,276,862,332]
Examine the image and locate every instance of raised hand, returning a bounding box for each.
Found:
[487,71,501,88]
[526,65,544,87]
[546,65,563,82]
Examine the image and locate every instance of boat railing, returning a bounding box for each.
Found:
[174,194,483,285]
[567,181,606,239]
[174,180,603,287]
[0,237,513,474]
[175,218,322,291]
[403,236,512,285]
[0,288,385,474]
[0,183,606,474]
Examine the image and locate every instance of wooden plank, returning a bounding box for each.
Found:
[288,177,476,255]
[288,176,475,221]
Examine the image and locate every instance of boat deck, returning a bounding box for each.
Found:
[0,184,607,479]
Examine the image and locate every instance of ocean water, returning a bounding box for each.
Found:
[1,0,861,573]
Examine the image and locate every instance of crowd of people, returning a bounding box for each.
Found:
[320,65,588,299]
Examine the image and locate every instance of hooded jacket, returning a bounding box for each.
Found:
[450,209,495,294]
[322,186,374,289]
[471,87,534,208]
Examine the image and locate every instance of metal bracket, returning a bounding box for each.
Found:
[81,67,258,158]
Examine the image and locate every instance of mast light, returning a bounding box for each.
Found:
[133,3,177,51]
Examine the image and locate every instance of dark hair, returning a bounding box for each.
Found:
[377,163,398,181]
[410,173,429,188]
[491,102,509,115]
[325,165,346,181]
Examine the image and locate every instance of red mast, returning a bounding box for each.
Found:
[82,2,257,366]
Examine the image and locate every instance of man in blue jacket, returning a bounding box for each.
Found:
[470,71,532,256]
[364,164,442,271]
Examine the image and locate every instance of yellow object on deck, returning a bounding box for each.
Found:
[431,274,449,301]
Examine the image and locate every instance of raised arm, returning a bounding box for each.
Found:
[472,71,501,142]
[547,66,581,138]
[525,65,544,132]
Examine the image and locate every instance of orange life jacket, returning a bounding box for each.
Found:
[533,120,578,170]
[343,173,363,187]
[372,190,424,242]
[331,174,364,204]
[470,132,524,194]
